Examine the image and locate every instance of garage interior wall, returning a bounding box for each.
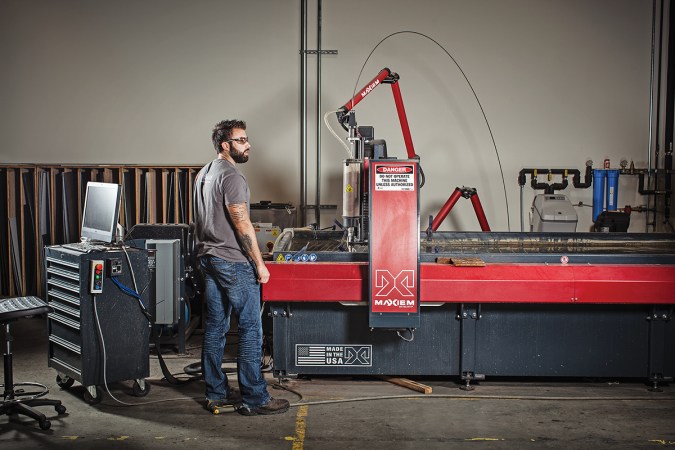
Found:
[1,0,661,232]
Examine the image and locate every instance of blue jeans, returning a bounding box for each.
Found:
[199,255,270,408]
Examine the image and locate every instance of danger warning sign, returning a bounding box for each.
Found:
[374,165,415,191]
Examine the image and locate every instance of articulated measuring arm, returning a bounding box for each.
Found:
[337,68,417,159]
[337,68,491,230]
[429,187,491,232]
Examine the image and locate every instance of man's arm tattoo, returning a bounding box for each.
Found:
[227,203,258,257]
[228,204,247,222]
[238,233,254,254]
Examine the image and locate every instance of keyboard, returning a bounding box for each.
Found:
[0,296,52,322]
[61,242,106,253]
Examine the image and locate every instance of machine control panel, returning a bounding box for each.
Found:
[108,258,123,277]
[89,259,104,294]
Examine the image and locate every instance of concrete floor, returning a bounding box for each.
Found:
[2,316,674,449]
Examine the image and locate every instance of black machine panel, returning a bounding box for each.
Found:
[466,304,651,378]
[45,246,150,387]
[271,303,460,377]
[270,301,674,382]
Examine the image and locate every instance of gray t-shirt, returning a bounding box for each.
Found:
[194,158,250,262]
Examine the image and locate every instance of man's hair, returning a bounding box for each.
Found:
[212,119,246,153]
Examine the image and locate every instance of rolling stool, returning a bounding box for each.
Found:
[1,296,66,430]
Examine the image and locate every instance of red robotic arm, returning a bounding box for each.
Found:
[337,68,417,159]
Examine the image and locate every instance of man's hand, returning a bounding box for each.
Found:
[256,263,270,284]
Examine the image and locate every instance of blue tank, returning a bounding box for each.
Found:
[592,169,606,221]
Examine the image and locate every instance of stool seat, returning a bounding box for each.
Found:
[1,296,66,430]
[0,296,51,322]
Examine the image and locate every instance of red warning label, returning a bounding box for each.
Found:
[375,165,415,191]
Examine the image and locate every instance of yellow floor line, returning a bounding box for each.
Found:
[291,405,309,450]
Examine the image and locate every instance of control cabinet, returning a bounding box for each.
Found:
[126,223,197,354]
[44,246,151,400]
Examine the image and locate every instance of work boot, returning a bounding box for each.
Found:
[206,391,242,415]
[237,397,290,416]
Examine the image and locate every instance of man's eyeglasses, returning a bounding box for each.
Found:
[227,137,249,145]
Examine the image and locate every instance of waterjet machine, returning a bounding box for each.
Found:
[263,69,675,389]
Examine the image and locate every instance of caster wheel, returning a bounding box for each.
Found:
[55,404,67,415]
[83,386,102,405]
[56,374,74,389]
[39,419,51,430]
[132,379,151,397]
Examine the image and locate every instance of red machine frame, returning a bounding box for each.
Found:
[263,262,675,305]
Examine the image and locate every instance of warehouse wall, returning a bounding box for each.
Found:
[1,0,658,231]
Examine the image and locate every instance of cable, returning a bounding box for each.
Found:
[93,295,208,406]
[110,276,151,321]
[324,109,351,155]
[121,245,139,294]
[396,328,415,342]
[270,382,303,401]
[351,30,511,231]
[286,393,675,408]
[110,277,140,299]
[113,245,152,321]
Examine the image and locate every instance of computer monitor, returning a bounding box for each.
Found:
[80,182,122,244]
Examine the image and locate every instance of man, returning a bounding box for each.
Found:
[194,119,289,415]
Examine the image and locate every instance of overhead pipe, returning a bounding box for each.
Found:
[637,171,670,195]
[532,177,568,194]
[517,165,593,194]
[571,164,594,189]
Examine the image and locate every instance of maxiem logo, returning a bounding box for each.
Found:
[376,166,413,173]
[373,299,416,307]
[361,79,380,98]
[375,270,415,297]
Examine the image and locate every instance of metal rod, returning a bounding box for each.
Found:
[470,193,491,232]
[664,0,674,226]
[390,81,417,159]
[654,0,665,230]
[341,68,392,112]
[300,0,308,226]
[4,324,13,398]
[647,0,657,231]
[315,0,322,225]
[520,185,525,232]
[430,188,463,231]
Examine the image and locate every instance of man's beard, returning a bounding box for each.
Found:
[230,147,249,163]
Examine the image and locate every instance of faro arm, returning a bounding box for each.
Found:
[336,67,416,159]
